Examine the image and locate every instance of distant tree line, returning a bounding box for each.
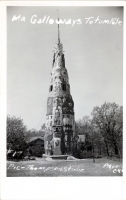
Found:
[7,116,45,152]
[75,102,123,158]
[7,102,123,158]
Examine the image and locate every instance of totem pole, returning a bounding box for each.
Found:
[44,13,75,155]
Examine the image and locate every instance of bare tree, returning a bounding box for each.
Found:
[91,102,123,158]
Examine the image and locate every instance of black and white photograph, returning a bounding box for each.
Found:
[1,1,126,200]
[6,5,123,177]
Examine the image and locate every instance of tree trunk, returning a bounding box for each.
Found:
[105,141,109,157]
[113,142,118,156]
[92,146,95,163]
[99,144,101,155]
[115,143,122,159]
[117,146,121,160]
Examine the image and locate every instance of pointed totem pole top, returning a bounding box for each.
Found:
[57,10,60,44]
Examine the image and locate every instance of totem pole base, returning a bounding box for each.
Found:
[42,154,69,160]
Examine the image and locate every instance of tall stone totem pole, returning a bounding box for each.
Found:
[44,15,75,156]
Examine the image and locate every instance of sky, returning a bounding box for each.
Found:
[7,6,123,130]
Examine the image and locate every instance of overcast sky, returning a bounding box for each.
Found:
[7,6,123,130]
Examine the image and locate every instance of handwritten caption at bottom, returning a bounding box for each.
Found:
[8,164,84,172]
[103,163,123,174]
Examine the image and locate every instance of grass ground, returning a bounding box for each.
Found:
[7,157,122,177]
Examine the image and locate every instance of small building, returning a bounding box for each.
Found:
[25,137,45,157]
[78,135,85,142]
